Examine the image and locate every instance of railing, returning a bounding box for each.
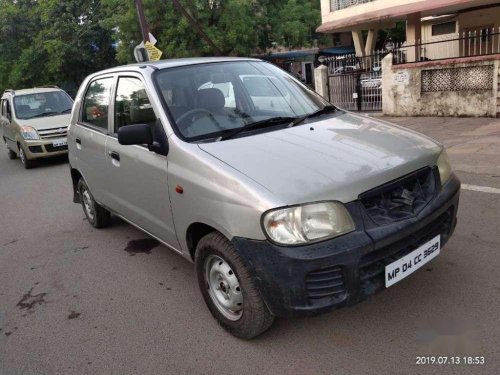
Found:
[325,50,388,75]
[393,27,500,64]
[330,0,374,11]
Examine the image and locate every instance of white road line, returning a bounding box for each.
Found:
[462,184,500,194]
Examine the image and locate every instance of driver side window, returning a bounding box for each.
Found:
[114,77,156,133]
[1,99,12,121]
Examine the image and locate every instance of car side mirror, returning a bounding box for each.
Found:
[118,124,153,146]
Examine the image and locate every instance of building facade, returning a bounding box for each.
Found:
[318,0,500,56]
[316,0,500,117]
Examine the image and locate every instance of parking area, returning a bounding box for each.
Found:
[1,117,499,375]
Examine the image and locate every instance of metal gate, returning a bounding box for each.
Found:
[326,53,383,111]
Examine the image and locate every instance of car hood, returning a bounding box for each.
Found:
[198,112,442,205]
[16,114,71,131]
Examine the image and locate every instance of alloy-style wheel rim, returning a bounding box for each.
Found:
[19,148,25,164]
[81,188,95,221]
[205,255,243,321]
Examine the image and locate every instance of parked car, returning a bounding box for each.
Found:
[0,87,73,169]
[68,57,460,339]
[333,65,358,74]
[360,77,382,89]
[199,74,291,112]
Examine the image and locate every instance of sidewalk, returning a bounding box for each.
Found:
[379,116,500,178]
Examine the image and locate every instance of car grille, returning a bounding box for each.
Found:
[45,144,68,153]
[359,207,454,294]
[29,146,43,153]
[305,265,347,301]
[38,127,68,139]
[360,167,438,225]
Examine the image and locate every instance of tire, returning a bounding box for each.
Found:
[18,145,34,169]
[7,148,17,160]
[195,232,274,339]
[77,178,111,228]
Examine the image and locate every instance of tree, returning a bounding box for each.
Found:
[0,0,116,92]
[0,0,326,91]
[271,0,326,49]
[102,0,325,63]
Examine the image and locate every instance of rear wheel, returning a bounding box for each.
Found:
[195,232,274,339]
[77,178,111,228]
[18,145,34,169]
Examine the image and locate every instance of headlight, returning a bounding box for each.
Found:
[262,202,355,245]
[21,126,40,140]
[436,149,452,184]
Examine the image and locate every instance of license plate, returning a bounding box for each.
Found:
[385,235,440,288]
[52,139,67,147]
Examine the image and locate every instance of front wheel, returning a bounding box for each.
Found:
[195,232,274,339]
[18,145,34,169]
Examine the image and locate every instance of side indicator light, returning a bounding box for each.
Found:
[175,185,184,194]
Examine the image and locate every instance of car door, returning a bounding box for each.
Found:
[72,76,115,206]
[1,99,15,149]
[104,74,178,248]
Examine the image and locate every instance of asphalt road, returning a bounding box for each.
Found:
[0,137,499,375]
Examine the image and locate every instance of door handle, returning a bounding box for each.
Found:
[75,138,81,145]
[109,151,120,161]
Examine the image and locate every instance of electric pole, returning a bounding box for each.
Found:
[135,0,150,42]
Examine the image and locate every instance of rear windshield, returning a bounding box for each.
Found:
[13,91,73,119]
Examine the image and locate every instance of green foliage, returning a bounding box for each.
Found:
[0,0,325,92]
[377,21,407,49]
[273,0,325,48]
[0,0,116,92]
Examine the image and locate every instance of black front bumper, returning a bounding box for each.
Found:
[232,174,460,318]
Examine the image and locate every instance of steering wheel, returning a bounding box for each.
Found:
[176,108,214,125]
[176,108,225,134]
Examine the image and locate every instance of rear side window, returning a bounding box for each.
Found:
[82,78,113,130]
[114,77,156,133]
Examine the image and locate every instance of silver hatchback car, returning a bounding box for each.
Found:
[68,58,460,339]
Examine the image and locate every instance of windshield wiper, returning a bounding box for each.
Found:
[59,108,72,114]
[288,105,337,128]
[27,111,60,119]
[217,116,297,141]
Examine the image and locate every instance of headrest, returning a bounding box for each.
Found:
[196,88,225,110]
[171,87,189,107]
[130,102,156,124]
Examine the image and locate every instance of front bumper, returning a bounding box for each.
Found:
[232,174,460,318]
[21,138,68,159]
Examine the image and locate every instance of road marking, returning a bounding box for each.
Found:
[462,184,500,194]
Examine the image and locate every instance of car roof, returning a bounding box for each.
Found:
[88,57,263,77]
[2,87,64,99]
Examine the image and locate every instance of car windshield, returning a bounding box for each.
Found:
[154,61,332,141]
[13,91,73,119]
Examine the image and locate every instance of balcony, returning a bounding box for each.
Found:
[330,0,374,12]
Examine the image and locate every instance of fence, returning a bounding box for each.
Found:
[325,50,387,111]
[393,27,500,64]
